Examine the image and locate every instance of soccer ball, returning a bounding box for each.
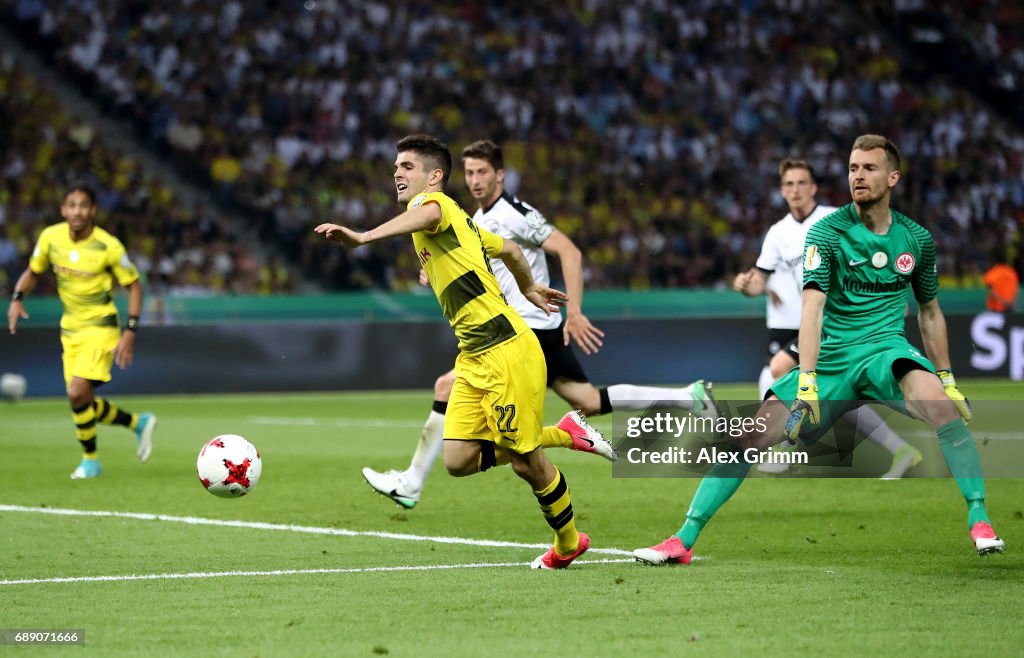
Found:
[197,434,262,498]
[1,373,27,401]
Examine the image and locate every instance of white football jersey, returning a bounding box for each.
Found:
[474,193,561,330]
[754,204,837,329]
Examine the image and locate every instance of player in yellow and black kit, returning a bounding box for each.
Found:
[315,135,614,569]
[7,185,156,479]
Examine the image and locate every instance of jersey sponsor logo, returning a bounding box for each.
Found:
[895,252,915,274]
[411,194,426,208]
[848,257,868,267]
[872,252,888,268]
[841,276,909,294]
[53,263,95,278]
[417,247,431,266]
[804,245,821,270]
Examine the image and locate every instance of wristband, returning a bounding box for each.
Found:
[126,316,139,332]
[12,291,24,302]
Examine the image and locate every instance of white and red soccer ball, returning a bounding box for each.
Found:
[197,434,262,498]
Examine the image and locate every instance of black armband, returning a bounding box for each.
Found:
[12,291,24,302]
[126,315,139,332]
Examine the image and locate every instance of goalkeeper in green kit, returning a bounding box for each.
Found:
[633,134,1004,565]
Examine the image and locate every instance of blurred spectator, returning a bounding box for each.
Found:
[983,246,1019,313]
[0,60,281,301]
[4,0,1022,291]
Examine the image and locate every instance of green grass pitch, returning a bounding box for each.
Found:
[1,381,1022,656]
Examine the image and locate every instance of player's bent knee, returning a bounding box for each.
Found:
[434,370,456,401]
[443,439,480,477]
[909,398,960,427]
[444,454,476,477]
[66,389,91,410]
[769,353,796,380]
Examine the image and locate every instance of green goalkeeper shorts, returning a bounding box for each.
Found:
[769,337,936,431]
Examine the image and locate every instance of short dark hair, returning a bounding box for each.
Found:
[64,183,97,205]
[851,134,902,171]
[461,140,504,171]
[396,134,452,187]
[778,158,815,182]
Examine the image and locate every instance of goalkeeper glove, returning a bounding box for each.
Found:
[784,370,819,443]
[937,368,972,423]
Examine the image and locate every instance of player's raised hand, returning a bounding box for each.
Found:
[564,310,605,355]
[418,268,430,286]
[112,331,135,369]
[314,223,365,247]
[784,370,819,442]
[7,299,28,334]
[937,369,972,423]
[523,284,568,316]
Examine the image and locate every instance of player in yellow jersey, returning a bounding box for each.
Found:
[7,185,156,479]
[315,134,612,569]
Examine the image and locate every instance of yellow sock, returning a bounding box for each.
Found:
[539,426,572,448]
[534,468,579,555]
[72,403,97,457]
[93,398,136,428]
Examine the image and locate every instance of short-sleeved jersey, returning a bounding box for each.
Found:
[474,193,560,330]
[755,204,837,330]
[802,204,936,347]
[29,223,140,334]
[409,191,528,354]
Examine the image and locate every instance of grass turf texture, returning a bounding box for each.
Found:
[1,381,1022,656]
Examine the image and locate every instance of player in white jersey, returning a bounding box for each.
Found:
[734,158,921,478]
[363,139,714,508]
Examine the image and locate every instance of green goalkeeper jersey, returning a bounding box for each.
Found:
[802,204,937,348]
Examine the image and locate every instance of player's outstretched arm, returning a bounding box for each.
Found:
[7,268,37,335]
[542,230,604,354]
[497,238,567,315]
[314,203,441,247]
[918,298,972,422]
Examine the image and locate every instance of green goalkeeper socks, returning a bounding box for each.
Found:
[936,419,989,528]
[675,460,751,549]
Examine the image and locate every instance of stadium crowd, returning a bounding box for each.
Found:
[0,60,293,301]
[3,0,1023,292]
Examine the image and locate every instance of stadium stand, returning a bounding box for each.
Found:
[0,60,293,300]
[2,0,1021,292]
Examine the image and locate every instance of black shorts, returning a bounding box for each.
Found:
[532,324,589,387]
[767,328,800,363]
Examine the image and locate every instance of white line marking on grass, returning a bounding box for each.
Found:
[247,416,425,428]
[0,504,634,556]
[0,558,636,587]
[904,431,1023,441]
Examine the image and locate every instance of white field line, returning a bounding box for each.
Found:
[247,416,425,428]
[0,504,634,556]
[0,559,636,586]
[903,431,1022,441]
[11,391,437,405]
